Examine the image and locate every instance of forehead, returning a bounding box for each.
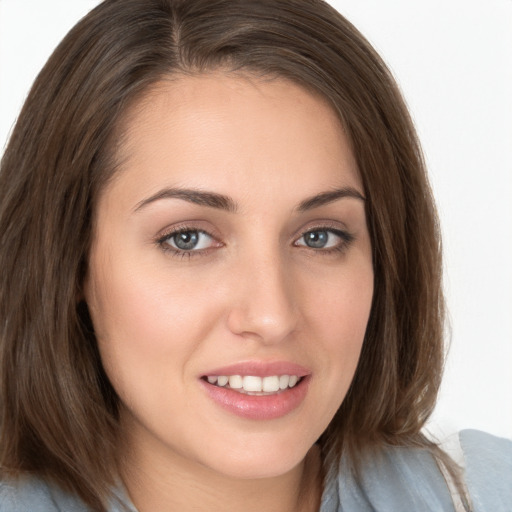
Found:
[102,72,361,210]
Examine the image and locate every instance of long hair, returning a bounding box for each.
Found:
[0,0,448,509]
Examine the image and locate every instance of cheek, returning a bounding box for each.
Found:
[305,259,373,343]
[86,258,218,394]
[303,263,373,401]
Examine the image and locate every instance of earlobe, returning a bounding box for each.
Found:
[76,287,85,303]
[76,275,91,304]
[76,299,95,336]
[76,255,91,303]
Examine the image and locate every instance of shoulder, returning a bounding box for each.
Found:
[0,474,90,512]
[459,429,512,512]
[0,474,137,512]
[320,430,512,512]
[321,442,455,512]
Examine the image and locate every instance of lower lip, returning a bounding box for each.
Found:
[200,377,310,420]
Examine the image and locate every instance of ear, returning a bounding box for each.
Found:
[76,299,95,336]
[76,255,90,303]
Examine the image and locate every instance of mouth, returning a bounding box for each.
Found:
[201,374,303,396]
[199,363,311,420]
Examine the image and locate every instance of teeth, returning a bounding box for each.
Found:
[262,376,280,392]
[243,376,263,392]
[279,375,290,389]
[217,376,228,386]
[228,375,243,389]
[205,374,302,393]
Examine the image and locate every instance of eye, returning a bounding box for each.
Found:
[295,228,352,250]
[160,229,215,252]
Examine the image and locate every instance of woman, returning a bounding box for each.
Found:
[0,1,510,511]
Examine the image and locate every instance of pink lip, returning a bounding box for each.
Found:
[201,361,310,378]
[199,360,311,420]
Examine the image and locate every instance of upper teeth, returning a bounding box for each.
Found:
[206,375,300,393]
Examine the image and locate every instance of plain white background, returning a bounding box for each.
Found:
[0,0,511,440]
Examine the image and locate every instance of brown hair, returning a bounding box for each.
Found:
[0,0,456,509]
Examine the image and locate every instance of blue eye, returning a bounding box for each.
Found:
[162,230,214,252]
[296,229,352,250]
[302,230,330,249]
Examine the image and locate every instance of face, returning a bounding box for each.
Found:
[85,73,373,480]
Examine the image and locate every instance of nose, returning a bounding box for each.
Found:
[226,249,298,345]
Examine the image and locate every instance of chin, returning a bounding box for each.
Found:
[207,454,306,481]
[193,430,314,480]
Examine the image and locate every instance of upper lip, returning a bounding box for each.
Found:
[201,360,311,378]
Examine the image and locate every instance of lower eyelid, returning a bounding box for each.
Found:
[156,228,215,251]
[156,226,353,257]
[296,228,353,245]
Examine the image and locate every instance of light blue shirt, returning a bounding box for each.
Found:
[1,430,511,511]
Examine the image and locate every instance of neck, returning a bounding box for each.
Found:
[118,434,322,512]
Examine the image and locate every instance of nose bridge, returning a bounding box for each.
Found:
[227,242,298,343]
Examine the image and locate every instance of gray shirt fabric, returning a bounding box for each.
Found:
[1,430,511,511]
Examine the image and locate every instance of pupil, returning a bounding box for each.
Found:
[306,231,328,248]
[174,231,199,250]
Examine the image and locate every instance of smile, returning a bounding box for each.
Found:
[200,366,310,420]
[204,375,302,395]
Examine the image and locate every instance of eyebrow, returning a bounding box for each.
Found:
[134,188,238,213]
[133,186,365,213]
[296,187,365,212]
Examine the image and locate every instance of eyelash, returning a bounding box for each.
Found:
[294,226,355,255]
[156,225,355,259]
[156,227,217,259]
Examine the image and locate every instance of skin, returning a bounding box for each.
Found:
[85,73,374,512]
